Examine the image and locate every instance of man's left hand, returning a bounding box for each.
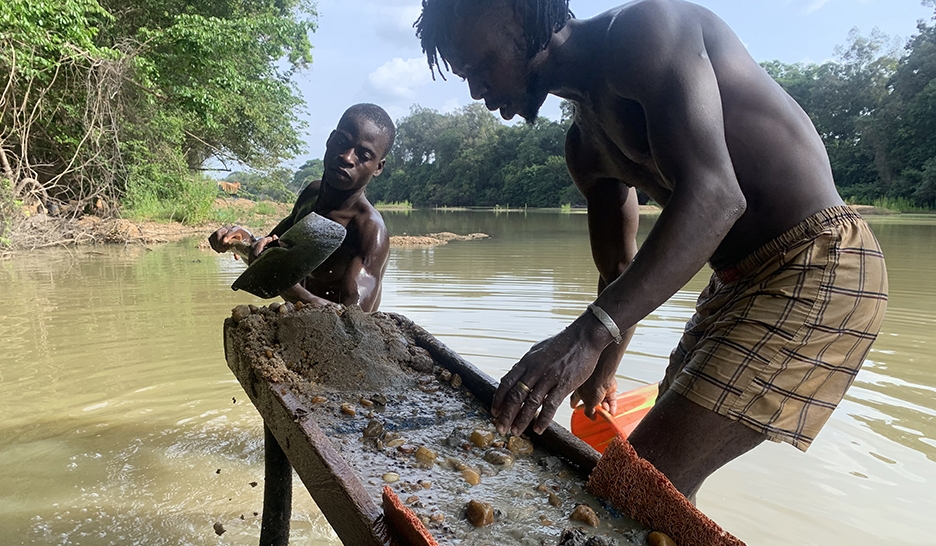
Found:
[491,314,610,435]
[571,372,618,419]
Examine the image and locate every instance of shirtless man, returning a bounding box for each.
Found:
[209,103,393,312]
[415,0,888,498]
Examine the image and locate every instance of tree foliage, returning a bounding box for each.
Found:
[764,6,936,208]
[0,0,316,230]
[366,104,581,208]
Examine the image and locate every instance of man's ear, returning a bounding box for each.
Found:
[374,158,386,177]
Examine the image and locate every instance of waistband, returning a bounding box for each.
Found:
[713,206,865,284]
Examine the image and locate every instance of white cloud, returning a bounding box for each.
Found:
[803,0,832,14]
[371,2,423,47]
[441,98,461,113]
[366,57,434,99]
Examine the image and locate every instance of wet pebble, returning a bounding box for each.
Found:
[277,303,290,314]
[418,480,432,489]
[362,419,384,438]
[507,436,534,456]
[385,438,406,448]
[340,403,356,416]
[450,373,463,388]
[382,472,400,483]
[548,492,562,507]
[269,302,281,312]
[647,531,676,546]
[470,429,494,448]
[265,349,273,359]
[483,448,515,466]
[461,468,481,486]
[231,305,252,322]
[446,456,468,471]
[569,504,600,527]
[370,393,387,406]
[406,495,419,504]
[430,512,445,523]
[359,397,374,407]
[310,396,327,404]
[466,499,495,527]
[415,446,438,466]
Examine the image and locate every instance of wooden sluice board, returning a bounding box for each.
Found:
[223,305,644,546]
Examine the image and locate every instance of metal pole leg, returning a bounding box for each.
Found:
[260,424,292,546]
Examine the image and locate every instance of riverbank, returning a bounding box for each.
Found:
[0,200,898,256]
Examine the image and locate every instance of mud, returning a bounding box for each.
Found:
[227,304,649,546]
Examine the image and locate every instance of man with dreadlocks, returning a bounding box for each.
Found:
[416,0,888,500]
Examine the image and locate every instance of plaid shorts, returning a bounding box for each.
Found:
[660,206,888,451]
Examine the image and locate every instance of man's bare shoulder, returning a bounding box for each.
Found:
[351,197,389,247]
[297,179,322,204]
[601,0,718,93]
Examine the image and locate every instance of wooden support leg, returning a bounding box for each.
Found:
[260,424,292,546]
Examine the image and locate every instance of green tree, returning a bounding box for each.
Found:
[0,0,317,234]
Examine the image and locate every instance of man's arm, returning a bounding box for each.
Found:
[593,1,746,332]
[565,124,641,417]
[338,214,390,312]
[248,181,321,264]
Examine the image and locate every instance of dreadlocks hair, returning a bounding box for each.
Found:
[339,103,396,158]
[415,0,573,80]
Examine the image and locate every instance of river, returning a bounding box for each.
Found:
[0,210,933,545]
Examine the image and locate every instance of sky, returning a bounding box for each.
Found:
[285,0,934,168]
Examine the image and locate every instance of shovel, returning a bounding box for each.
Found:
[231,212,347,299]
[570,383,657,454]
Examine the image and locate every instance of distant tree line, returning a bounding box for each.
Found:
[764,6,936,210]
[366,102,584,208]
[363,6,936,210]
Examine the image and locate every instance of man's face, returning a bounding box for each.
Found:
[322,115,389,192]
[443,3,549,123]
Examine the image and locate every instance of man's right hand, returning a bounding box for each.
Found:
[249,235,279,262]
[208,225,254,253]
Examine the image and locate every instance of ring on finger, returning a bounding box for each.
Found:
[517,381,532,395]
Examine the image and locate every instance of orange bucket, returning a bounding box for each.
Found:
[570,383,657,453]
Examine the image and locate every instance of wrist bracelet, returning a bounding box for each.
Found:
[588,303,623,344]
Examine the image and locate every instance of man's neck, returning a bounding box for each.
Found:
[315,182,366,216]
[539,17,605,103]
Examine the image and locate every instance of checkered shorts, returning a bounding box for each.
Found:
[660,206,888,451]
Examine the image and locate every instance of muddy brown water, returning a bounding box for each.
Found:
[0,210,934,545]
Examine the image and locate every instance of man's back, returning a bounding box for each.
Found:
[567,0,845,266]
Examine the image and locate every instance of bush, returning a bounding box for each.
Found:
[123,163,216,224]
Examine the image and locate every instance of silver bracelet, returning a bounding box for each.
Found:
[588,303,623,344]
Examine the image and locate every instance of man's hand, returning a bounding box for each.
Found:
[249,235,279,262]
[571,372,618,419]
[208,225,254,254]
[491,313,612,436]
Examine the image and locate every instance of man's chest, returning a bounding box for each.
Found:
[576,97,656,167]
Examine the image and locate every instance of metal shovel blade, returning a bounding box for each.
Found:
[231,212,347,299]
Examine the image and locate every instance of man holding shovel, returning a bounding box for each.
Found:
[208,103,394,544]
[415,0,889,503]
[209,102,394,312]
